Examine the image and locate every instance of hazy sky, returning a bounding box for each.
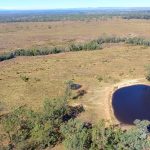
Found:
[1,0,150,10]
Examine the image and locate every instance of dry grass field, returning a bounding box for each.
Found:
[1,18,150,121]
[1,18,150,53]
[0,43,150,123]
[1,17,150,149]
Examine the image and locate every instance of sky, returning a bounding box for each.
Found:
[0,0,150,10]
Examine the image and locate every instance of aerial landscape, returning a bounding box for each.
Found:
[1,0,150,150]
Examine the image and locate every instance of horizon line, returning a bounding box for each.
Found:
[1,7,150,11]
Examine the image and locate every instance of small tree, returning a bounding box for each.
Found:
[119,120,150,150]
[61,119,91,150]
[90,120,124,150]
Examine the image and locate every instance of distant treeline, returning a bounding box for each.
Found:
[1,9,150,22]
[0,13,114,23]
[0,9,117,22]
[1,36,150,62]
[123,12,150,20]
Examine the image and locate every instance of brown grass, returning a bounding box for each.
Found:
[1,18,150,53]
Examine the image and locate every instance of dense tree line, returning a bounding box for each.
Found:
[0,40,102,62]
[0,13,113,23]
[2,8,143,23]
[1,36,150,62]
[1,9,150,22]
[123,13,150,20]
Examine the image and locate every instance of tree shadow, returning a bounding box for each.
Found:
[63,105,84,121]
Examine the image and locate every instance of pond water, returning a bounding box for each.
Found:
[112,84,150,124]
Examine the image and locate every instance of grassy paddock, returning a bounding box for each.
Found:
[0,44,150,122]
[1,19,150,53]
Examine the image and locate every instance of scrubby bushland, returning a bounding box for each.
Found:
[90,120,150,150]
[1,100,150,150]
[61,119,150,150]
[0,83,84,150]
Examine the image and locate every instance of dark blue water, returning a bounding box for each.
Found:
[112,85,150,124]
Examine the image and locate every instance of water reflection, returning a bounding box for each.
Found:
[112,84,150,124]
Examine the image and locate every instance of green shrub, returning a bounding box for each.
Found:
[14,47,63,56]
[1,106,37,145]
[28,97,69,149]
[30,120,61,149]
[96,76,103,82]
[43,97,68,123]
[90,120,150,150]
[69,41,101,51]
[97,36,126,44]
[69,43,84,51]
[97,36,150,47]
[61,119,91,150]
[119,120,150,150]
[50,47,62,54]
[126,37,150,46]
[20,75,29,82]
[90,120,106,150]
[83,40,101,50]
[0,52,15,61]
[90,120,124,150]
[146,72,150,81]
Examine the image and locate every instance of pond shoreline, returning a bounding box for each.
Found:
[109,78,148,128]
